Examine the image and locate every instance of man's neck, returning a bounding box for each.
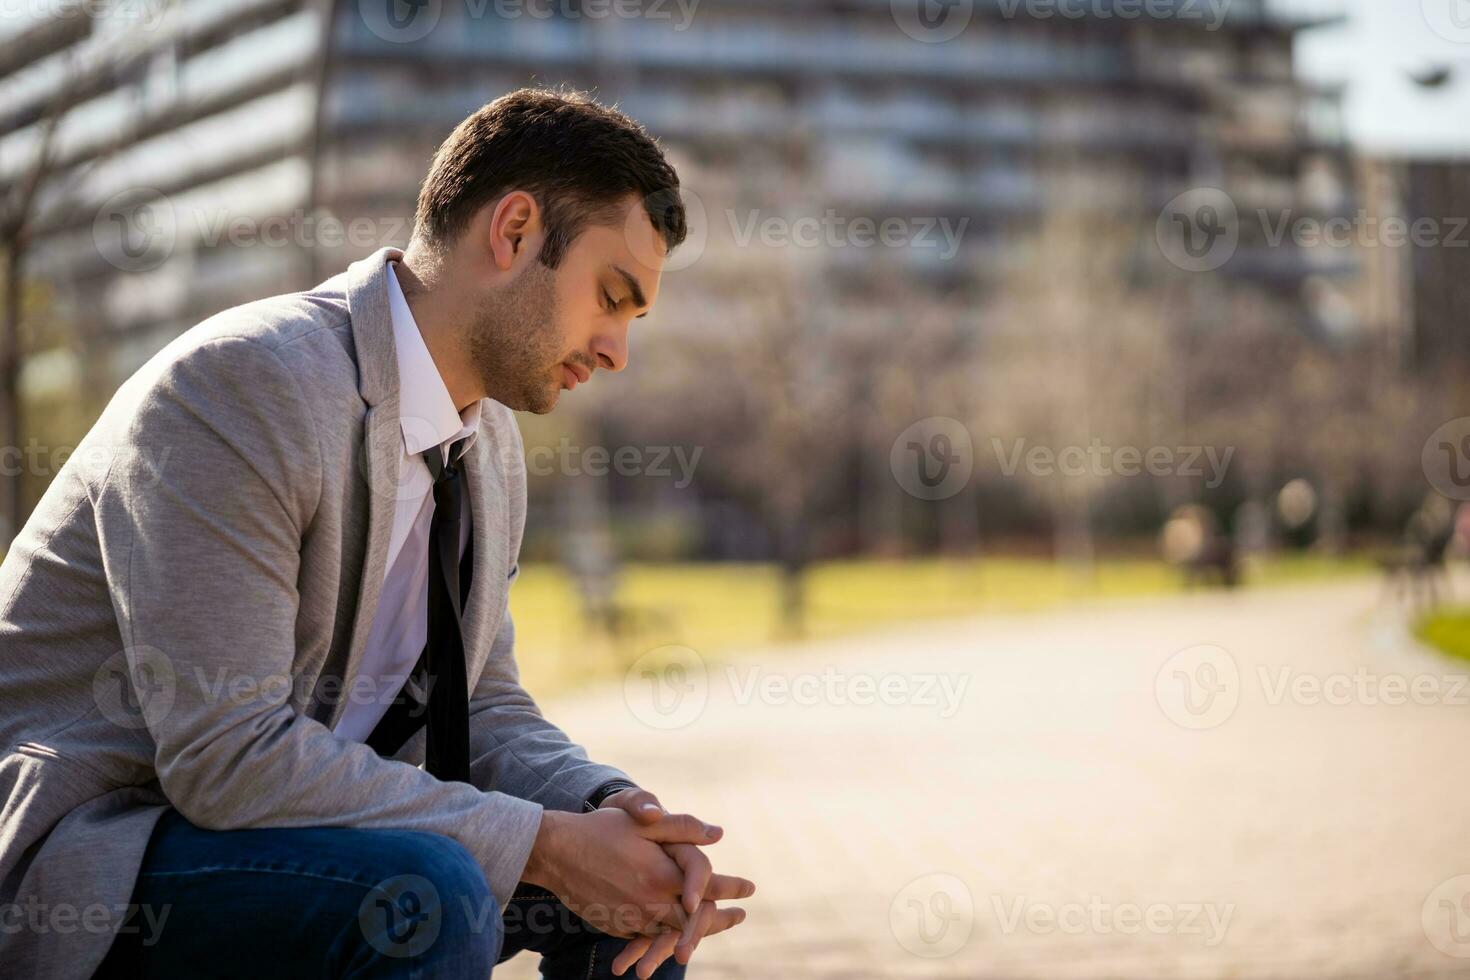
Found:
[394,250,484,413]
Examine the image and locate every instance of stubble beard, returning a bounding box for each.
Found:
[466,259,565,414]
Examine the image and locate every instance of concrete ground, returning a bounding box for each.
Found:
[500,576,1470,979]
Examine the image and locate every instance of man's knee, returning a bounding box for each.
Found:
[355,831,502,970]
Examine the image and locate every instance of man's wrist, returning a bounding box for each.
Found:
[523,809,570,892]
[584,779,639,812]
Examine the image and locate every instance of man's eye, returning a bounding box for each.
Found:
[602,290,617,312]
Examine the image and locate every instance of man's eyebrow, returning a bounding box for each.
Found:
[611,265,650,317]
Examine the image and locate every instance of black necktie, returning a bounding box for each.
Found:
[366,438,473,782]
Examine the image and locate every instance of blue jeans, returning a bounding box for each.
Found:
[95,809,686,979]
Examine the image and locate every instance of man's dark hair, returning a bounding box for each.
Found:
[412,87,686,268]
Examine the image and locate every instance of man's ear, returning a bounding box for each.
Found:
[487,190,540,271]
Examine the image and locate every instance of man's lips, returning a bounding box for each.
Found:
[562,362,591,390]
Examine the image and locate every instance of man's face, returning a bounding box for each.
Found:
[467,198,665,414]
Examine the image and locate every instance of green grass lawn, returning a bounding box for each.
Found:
[1415,607,1470,664]
[510,554,1373,694]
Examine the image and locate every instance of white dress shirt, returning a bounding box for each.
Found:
[334,262,479,743]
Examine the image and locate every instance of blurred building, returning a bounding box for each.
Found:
[2,0,1353,366]
[1355,158,1470,374]
[0,0,1355,542]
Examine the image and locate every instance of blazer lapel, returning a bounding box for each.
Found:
[458,427,508,676]
[327,247,406,729]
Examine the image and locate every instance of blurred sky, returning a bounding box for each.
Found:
[1277,0,1470,156]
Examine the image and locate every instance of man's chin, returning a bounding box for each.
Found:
[520,384,561,415]
[489,378,561,414]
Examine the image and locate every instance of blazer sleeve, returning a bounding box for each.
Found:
[96,334,542,907]
[465,414,635,811]
[467,593,635,811]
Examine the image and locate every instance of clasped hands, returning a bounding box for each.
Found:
[522,787,755,978]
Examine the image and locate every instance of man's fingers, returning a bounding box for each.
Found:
[612,936,653,976]
[605,787,665,825]
[636,928,681,979]
[702,905,747,938]
[666,842,713,915]
[675,900,716,964]
[705,873,757,901]
[638,812,723,845]
[648,896,690,933]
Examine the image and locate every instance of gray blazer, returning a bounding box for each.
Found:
[0,247,630,978]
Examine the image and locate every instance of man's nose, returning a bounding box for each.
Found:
[591,330,628,373]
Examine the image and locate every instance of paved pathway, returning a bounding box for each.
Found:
[501,577,1470,978]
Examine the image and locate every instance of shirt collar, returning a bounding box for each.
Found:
[386,261,480,462]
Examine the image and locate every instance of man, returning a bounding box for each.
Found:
[0,88,752,979]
